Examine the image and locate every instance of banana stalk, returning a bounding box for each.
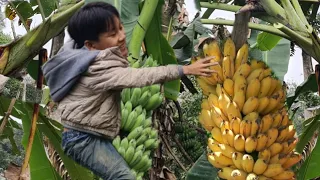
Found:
[128,0,159,61]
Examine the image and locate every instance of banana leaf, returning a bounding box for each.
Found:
[144,0,180,100]
[186,152,219,180]
[248,29,290,81]
[0,0,84,75]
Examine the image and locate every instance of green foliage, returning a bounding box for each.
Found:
[0,32,12,45]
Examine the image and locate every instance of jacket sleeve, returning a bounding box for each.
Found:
[80,48,184,92]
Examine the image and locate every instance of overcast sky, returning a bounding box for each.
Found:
[2,2,318,86]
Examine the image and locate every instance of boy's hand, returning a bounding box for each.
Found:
[183,56,218,77]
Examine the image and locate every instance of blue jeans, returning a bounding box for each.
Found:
[62,129,135,180]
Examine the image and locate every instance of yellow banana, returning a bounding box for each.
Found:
[282,152,302,169]
[224,37,236,61]
[262,68,272,78]
[202,39,222,62]
[233,63,251,80]
[232,152,244,169]
[246,173,259,180]
[241,154,254,173]
[256,133,268,151]
[218,89,231,117]
[234,89,246,110]
[284,138,298,154]
[270,154,280,164]
[234,75,247,92]
[266,128,279,148]
[267,78,278,96]
[242,97,259,115]
[240,120,251,138]
[211,126,223,143]
[197,77,217,96]
[208,153,224,168]
[259,114,273,133]
[247,68,264,82]
[257,97,270,113]
[261,95,280,115]
[246,78,261,100]
[212,152,234,166]
[226,101,242,121]
[218,167,234,180]
[243,112,259,121]
[253,159,268,175]
[219,143,236,159]
[263,164,284,178]
[201,99,210,110]
[234,134,246,152]
[220,120,231,133]
[208,94,219,108]
[245,136,257,153]
[269,143,284,156]
[211,106,228,127]
[231,169,247,180]
[258,76,272,98]
[231,117,241,135]
[207,138,221,152]
[278,153,289,165]
[222,129,230,145]
[250,59,266,70]
[272,170,295,180]
[223,56,234,79]
[210,63,224,83]
[286,125,296,141]
[250,119,260,137]
[199,109,215,130]
[272,112,283,128]
[281,142,289,155]
[224,78,234,97]
[281,114,289,127]
[235,43,249,71]
[276,127,289,143]
[226,129,235,147]
[258,149,271,163]
[258,175,272,180]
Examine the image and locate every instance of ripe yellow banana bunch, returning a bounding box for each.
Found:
[195,37,301,179]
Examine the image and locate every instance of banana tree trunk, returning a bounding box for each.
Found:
[303,50,314,80]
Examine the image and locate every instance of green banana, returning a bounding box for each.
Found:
[121,88,131,102]
[121,109,129,129]
[142,127,152,136]
[141,86,150,94]
[112,135,121,150]
[130,170,137,178]
[123,110,137,131]
[136,134,148,146]
[124,145,135,163]
[120,101,124,110]
[118,146,126,158]
[131,59,141,68]
[150,84,160,95]
[142,55,154,67]
[133,154,149,171]
[120,138,129,150]
[131,114,146,130]
[134,105,143,115]
[149,129,158,139]
[144,92,163,110]
[127,126,143,140]
[144,139,156,150]
[129,139,137,149]
[130,88,142,107]
[139,159,152,172]
[137,91,151,107]
[124,101,133,113]
[135,144,145,152]
[143,150,151,157]
[143,117,152,127]
[129,149,143,167]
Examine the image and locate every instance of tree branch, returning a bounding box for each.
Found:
[160,133,187,172]
[0,91,19,134]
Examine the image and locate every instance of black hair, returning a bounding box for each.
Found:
[67,2,120,48]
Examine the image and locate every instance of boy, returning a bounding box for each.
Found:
[42,2,216,180]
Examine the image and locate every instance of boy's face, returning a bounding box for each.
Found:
[85,16,128,57]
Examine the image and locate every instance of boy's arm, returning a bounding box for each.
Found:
[80,47,184,92]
